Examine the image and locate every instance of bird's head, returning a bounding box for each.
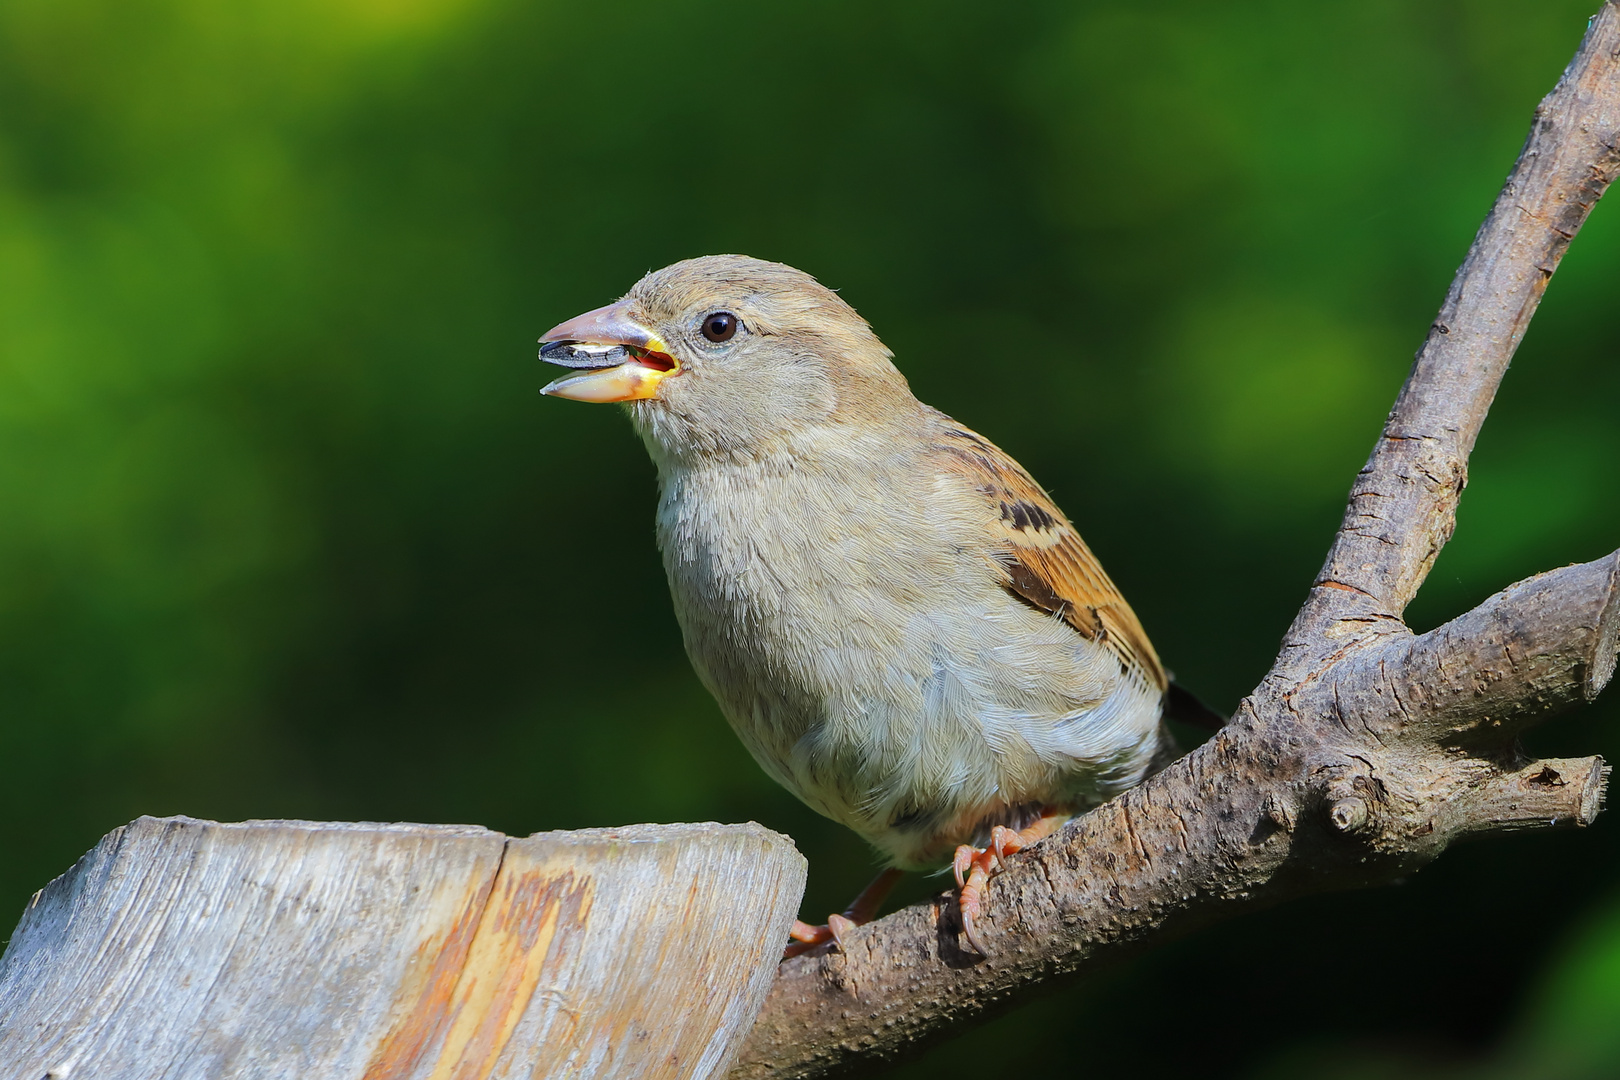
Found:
[539,254,912,462]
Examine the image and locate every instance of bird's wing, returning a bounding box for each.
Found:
[931,419,1167,692]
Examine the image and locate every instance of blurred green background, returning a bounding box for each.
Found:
[2,0,1617,1074]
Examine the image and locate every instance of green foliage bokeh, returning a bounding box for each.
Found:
[1,0,1617,1074]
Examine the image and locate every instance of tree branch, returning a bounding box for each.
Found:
[1334,552,1620,748]
[1287,3,1620,647]
[730,6,1620,1077]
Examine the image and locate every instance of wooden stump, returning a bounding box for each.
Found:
[0,816,806,1080]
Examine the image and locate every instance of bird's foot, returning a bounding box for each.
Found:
[783,867,906,959]
[784,914,858,957]
[952,813,1068,955]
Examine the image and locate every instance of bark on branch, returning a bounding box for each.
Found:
[731,7,1620,1077]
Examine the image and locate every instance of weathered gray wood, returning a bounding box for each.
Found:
[0,816,806,1080]
[732,7,1620,1077]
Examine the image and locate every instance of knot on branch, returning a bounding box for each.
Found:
[1273,552,1620,865]
[1305,749,1604,862]
[1327,796,1369,835]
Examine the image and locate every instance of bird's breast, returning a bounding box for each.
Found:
[650,449,1162,867]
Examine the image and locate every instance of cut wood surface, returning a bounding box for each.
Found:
[0,815,807,1080]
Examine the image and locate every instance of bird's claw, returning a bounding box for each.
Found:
[783,868,906,959]
[953,843,996,955]
[951,816,1068,955]
[782,913,861,958]
[784,919,833,958]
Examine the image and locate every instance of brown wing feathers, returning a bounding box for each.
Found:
[935,423,1167,692]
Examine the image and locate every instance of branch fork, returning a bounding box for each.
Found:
[733,6,1620,1076]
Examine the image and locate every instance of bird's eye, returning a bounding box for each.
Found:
[700,311,738,343]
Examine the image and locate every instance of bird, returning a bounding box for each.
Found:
[538,254,1189,955]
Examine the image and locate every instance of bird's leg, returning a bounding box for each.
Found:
[952,810,1068,955]
[784,867,906,958]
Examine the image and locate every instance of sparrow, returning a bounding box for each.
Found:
[538,255,1183,955]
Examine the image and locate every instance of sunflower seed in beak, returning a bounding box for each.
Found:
[538,341,633,369]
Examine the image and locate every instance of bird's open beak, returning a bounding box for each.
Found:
[538,301,678,403]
